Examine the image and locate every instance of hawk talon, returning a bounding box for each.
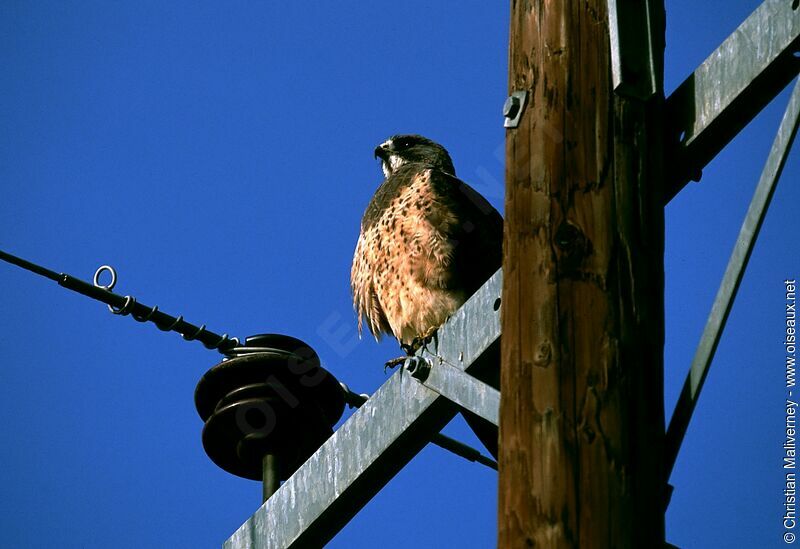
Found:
[384,356,408,372]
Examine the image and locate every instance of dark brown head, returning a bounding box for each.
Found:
[373,134,456,178]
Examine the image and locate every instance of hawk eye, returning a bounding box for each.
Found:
[396,138,412,149]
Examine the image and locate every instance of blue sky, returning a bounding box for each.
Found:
[0,1,796,547]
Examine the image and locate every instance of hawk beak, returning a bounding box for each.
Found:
[374,140,394,160]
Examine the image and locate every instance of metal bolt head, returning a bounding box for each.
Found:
[503,95,521,119]
[503,90,528,128]
[404,356,432,381]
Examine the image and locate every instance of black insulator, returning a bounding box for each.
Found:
[195,334,345,482]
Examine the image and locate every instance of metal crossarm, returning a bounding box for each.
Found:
[665,77,800,479]
[665,0,800,202]
[224,269,502,549]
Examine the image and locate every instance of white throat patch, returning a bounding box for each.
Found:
[382,154,406,178]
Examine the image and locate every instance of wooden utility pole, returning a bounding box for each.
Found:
[499,1,666,547]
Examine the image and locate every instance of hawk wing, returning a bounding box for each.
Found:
[428,168,503,298]
[351,222,393,339]
[351,163,502,342]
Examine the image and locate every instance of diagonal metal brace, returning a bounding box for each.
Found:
[665,77,800,480]
[404,356,499,427]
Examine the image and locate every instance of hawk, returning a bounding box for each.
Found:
[351,134,503,355]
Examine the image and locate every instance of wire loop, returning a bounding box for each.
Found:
[93,265,128,314]
[183,324,207,341]
[133,305,158,322]
[93,265,117,291]
[111,295,136,315]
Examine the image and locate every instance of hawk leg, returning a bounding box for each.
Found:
[383,328,438,372]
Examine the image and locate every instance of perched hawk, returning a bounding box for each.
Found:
[351,134,503,353]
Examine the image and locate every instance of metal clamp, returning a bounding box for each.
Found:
[503,90,528,128]
[403,356,432,381]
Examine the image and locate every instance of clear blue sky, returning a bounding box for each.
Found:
[0,1,796,547]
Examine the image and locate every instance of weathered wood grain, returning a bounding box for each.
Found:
[499,1,667,546]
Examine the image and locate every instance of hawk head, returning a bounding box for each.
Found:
[374,134,456,179]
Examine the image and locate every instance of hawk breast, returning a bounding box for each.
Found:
[351,163,503,345]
